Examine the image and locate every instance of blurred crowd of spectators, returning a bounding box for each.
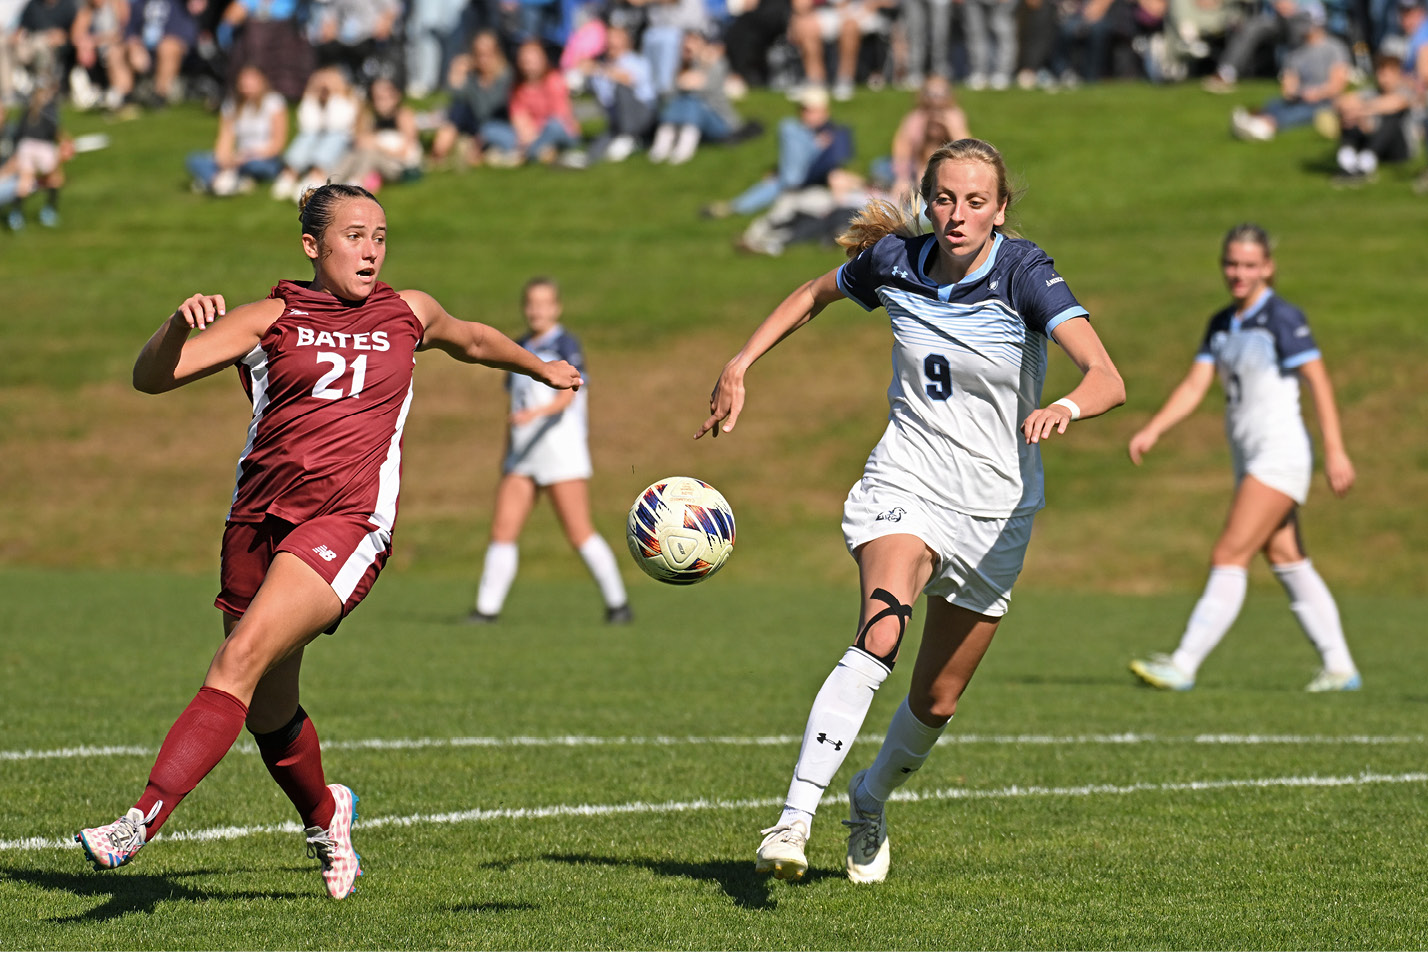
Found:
[2,0,1427,227]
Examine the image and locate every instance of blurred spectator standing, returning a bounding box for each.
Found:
[787,0,895,100]
[901,0,954,86]
[1329,38,1414,183]
[962,0,1020,89]
[331,73,421,188]
[430,28,514,166]
[2,69,65,227]
[702,85,853,216]
[1230,0,1349,138]
[1054,0,1123,83]
[632,0,710,93]
[1015,0,1061,86]
[221,0,314,100]
[270,64,358,198]
[405,0,465,97]
[577,23,657,161]
[721,0,792,89]
[67,0,127,109]
[185,62,287,193]
[13,0,79,90]
[1202,0,1317,89]
[306,0,400,85]
[648,28,749,163]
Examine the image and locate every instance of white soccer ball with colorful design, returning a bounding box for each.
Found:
[626,476,736,584]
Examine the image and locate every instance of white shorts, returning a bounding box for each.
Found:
[815,3,891,41]
[1232,442,1311,506]
[502,419,592,486]
[841,477,1033,618]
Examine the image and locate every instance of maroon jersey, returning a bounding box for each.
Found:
[227,280,424,531]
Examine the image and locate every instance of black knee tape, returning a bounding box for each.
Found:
[854,587,913,668]
[250,705,307,750]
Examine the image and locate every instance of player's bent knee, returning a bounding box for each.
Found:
[853,587,914,668]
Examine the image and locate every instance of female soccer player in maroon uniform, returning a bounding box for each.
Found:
[75,183,583,899]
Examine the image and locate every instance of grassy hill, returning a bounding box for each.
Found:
[1,80,1423,595]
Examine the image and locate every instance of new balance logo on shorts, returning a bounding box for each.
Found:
[876,507,906,523]
[313,545,337,562]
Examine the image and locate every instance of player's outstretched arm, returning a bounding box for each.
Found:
[1125,360,1215,464]
[1297,357,1355,497]
[696,268,845,440]
[1022,315,1126,444]
[404,289,583,390]
[133,295,280,394]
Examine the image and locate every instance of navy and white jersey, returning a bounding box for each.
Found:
[837,231,1088,517]
[505,323,588,450]
[1194,288,1319,463]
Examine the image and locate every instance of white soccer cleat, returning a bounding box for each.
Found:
[1306,669,1362,692]
[76,805,156,870]
[843,769,889,884]
[305,783,362,899]
[755,819,809,881]
[1129,654,1195,691]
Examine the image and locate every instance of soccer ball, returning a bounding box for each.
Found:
[626,476,736,585]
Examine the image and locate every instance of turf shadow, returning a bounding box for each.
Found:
[535,853,840,910]
[0,865,306,922]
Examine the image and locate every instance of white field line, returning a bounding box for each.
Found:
[4,771,1426,854]
[3,732,1424,764]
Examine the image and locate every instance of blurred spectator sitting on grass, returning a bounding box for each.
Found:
[735,167,878,255]
[330,74,421,190]
[576,23,657,162]
[430,28,514,167]
[220,0,312,100]
[2,70,68,228]
[185,63,287,195]
[702,85,853,217]
[1328,40,1414,184]
[306,0,400,85]
[1144,0,1239,83]
[1229,0,1348,140]
[507,37,585,166]
[630,0,711,94]
[67,0,126,109]
[648,29,751,165]
[872,75,969,199]
[270,65,359,200]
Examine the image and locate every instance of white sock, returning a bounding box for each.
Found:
[1358,150,1378,175]
[782,648,889,824]
[577,534,627,609]
[648,123,675,162]
[475,541,518,615]
[1272,559,1356,674]
[669,124,701,165]
[1336,145,1358,173]
[858,696,946,807]
[1171,565,1247,676]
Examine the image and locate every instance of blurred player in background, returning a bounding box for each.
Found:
[467,276,632,625]
[74,183,583,898]
[698,138,1125,884]
[1127,223,1359,693]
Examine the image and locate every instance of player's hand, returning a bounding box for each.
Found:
[1325,449,1355,498]
[1021,403,1073,444]
[1127,427,1158,465]
[696,362,745,439]
[173,293,227,331]
[539,360,583,391]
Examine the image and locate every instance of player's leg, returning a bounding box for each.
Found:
[757,533,935,880]
[471,473,538,621]
[548,478,630,621]
[77,554,338,869]
[1132,476,1293,689]
[1264,514,1359,690]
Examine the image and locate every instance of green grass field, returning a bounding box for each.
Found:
[2,79,1427,949]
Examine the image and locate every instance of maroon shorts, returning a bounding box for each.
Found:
[217,513,392,631]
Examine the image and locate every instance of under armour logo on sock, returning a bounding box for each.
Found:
[815,733,844,750]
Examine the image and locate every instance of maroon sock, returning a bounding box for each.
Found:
[252,706,335,830]
[134,686,248,836]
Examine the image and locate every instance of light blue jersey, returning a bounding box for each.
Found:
[503,325,590,483]
[837,231,1088,517]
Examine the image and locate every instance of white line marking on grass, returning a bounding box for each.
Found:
[4,732,1424,763]
[7,771,1426,854]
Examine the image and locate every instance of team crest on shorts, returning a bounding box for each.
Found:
[875,507,907,523]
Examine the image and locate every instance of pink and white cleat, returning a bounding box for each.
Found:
[305,783,362,899]
[76,803,159,870]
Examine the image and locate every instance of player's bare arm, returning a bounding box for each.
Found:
[133,296,283,394]
[402,289,583,390]
[1126,360,1216,464]
[697,268,846,440]
[1022,316,1126,444]
[1297,357,1355,497]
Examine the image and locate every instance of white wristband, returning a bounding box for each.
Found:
[1052,398,1081,421]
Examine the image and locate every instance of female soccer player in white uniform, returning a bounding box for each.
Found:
[697,138,1125,884]
[468,277,631,623]
[1127,224,1359,693]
